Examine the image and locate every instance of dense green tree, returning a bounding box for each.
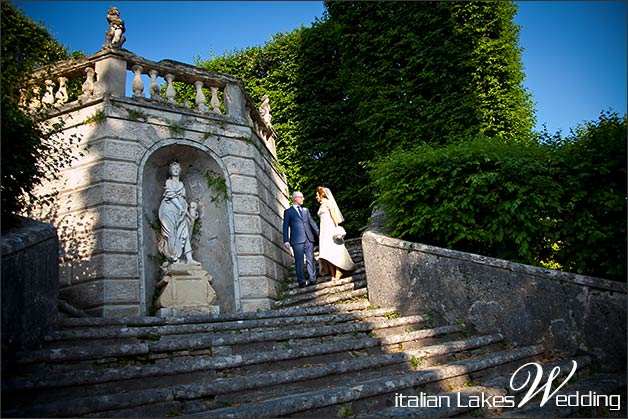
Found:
[195,1,534,233]
[1,2,81,229]
[370,111,626,281]
[547,111,627,280]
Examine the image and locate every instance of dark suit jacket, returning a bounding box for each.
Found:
[283,206,319,245]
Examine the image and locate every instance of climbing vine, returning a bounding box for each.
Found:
[204,170,228,203]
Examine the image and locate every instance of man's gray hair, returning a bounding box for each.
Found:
[292,191,304,199]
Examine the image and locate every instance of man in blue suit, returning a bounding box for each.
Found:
[283,191,319,287]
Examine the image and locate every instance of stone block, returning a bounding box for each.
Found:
[216,138,255,159]
[156,263,217,310]
[223,156,256,176]
[62,251,138,283]
[238,276,271,298]
[99,205,138,229]
[230,174,259,195]
[63,183,136,209]
[237,255,267,276]
[94,229,138,253]
[236,235,264,254]
[232,194,260,214]
[234,214,261,234]
[104,279,140,302]
[104,139,145,162]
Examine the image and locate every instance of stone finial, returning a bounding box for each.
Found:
[103,6,126,49]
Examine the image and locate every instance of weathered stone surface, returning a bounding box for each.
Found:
[223,156,257,177]
[362,230,627,370]
[156,264,217,311]
[238,276,271,299]
[93,229,138,253]
[23,48,290,317]
[230,174,259,195]
[235,235,264,255]
[233,214,261,234]
[237,255,267,276]
[231,195,260,215]
[1,217,59,352]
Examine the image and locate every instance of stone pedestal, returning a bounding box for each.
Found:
[156,263,219,317]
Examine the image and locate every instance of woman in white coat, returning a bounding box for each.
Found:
[315,186,356,279]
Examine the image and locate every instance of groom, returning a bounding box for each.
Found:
[283,191,319,287]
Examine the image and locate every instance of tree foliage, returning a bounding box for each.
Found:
[370,111,626,281]
[193,2,534,233]
[1,2,81,229]
[544,111,627,280]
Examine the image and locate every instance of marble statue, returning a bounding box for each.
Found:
[103,7,126,48]
[157,161,200,265]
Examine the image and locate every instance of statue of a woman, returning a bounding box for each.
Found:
[157,162,200,265]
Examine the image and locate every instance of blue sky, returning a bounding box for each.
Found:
[13,1,627,135]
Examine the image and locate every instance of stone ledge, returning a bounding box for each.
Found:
[1,217,57,256]
[362,231,626,293]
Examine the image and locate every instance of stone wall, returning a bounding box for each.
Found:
[36,92,289,316]
[362,230,627,370]
[1,217,60,358]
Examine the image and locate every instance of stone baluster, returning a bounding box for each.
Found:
[194,81,208,111]
[55,76,68,104]
[165,74,176,103]
[131,65,144,98]
[148,69,161,100]
[80,67,96,100]
[42,79,55,105]
[210,86,221,114]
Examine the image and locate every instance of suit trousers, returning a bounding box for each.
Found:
[292,239,317,286]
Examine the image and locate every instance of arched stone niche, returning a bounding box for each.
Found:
[139,142,236,314]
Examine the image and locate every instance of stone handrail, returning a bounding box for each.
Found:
[27,47,277,155]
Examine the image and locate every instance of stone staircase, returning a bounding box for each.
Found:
[2,240,625,418]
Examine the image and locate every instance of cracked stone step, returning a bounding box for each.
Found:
[6,325,472,395]
[14,313,440,365]
[2,336,525,418]
[178,345,545,419]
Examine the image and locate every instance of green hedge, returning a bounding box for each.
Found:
[370,112,626,281]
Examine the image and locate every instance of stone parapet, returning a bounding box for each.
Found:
[361,230,627,370]
[1,217,60,356]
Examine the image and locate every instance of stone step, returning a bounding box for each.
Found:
[13,312,443,366]
[7,329,469,394]
[176,345,544,418]
[43,306,397,345]
[57,300,373,329]
[279,287,369,309]
[274,278,368,308]
[284,266,366,293]
[3,333,507,418]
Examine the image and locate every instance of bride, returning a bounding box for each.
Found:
[315,186,356,279]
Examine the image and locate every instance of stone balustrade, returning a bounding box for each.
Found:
[26,47,277,155]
